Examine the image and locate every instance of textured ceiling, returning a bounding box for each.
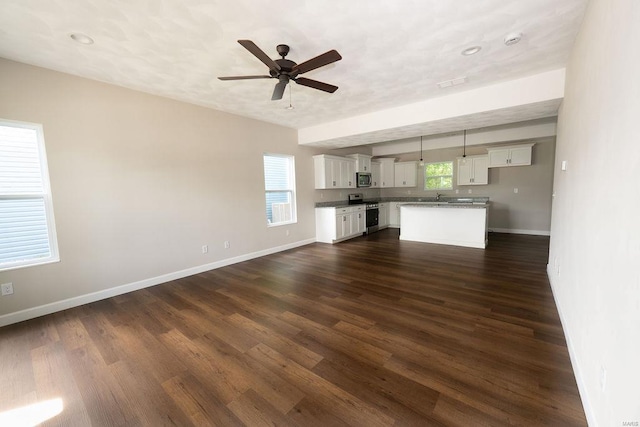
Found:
[0,0,587,145]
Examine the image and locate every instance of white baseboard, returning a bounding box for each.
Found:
[489,228,550,236]
[547,265,597,426]
[0,238,316,328]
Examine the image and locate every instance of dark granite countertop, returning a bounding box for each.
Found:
[315,196,489,208]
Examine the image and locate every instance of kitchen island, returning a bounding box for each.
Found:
[400,203,488,249]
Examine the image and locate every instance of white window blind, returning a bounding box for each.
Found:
[264,154,296,226]
[0,121,59,271]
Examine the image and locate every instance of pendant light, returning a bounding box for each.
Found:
[461,130,467,164]
[419,136,424,166]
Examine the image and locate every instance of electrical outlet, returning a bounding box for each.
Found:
[224,241,230,249]
[1,282,14,296]
[468,189,472,194]
[514,187,519,194]
[455,189,459,194]
[286,230,290,236]
[202,245,208,254]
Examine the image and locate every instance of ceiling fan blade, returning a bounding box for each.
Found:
[293,50,342,75]
[295,77,338,93]
[272,80,288,101]
[218,75,272,80]
[238,40,281,72]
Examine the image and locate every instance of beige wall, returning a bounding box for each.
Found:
[315,139,556,233]
[549,0,640,425]
[0,59,319,321]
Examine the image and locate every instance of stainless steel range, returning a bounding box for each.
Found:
[365,201,379,234]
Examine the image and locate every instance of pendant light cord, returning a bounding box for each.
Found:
[420,136,423,162]
[463,129,467,158]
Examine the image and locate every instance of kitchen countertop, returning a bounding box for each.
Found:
[399,202,487,209]
[315,196,489,208]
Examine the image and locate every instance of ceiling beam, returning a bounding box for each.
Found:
[298,68,565,148]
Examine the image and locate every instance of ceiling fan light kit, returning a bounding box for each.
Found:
[218,40,342,101]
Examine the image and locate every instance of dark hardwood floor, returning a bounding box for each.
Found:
[0,230,587,426]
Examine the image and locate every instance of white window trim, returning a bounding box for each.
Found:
[0,119,60,272]
[423,160,454,191]
[264,153,297,227]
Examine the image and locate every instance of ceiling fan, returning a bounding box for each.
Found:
[218,40,342,101]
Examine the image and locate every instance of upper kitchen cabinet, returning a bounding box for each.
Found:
[313,154,356,189]
[377,158,396,188]
[487,143,535,167]
[371,161,381,188]
[457,155,488,185]
[394,161,417,187]
[346,154,372,173]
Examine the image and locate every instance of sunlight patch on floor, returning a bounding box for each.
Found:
[0,398,63,427]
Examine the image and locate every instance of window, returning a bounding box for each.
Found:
[0,120,59,271]
[424,161,453,190]
[263,153,296,226]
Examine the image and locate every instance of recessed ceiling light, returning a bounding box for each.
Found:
[70,33,94,45]
[504,32,523,46]
[461,46,481,56]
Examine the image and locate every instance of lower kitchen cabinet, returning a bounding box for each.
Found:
[388,202,401,227]
[378,203,389,228]
[316,205,365,244]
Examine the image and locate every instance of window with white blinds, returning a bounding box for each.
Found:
[0,120,59,271]
[263,153,296,226]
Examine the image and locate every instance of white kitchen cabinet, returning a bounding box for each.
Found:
[370,161,381,188]
[347,154,372,173]
[316,205,365,244]
[487,143,534,167]
[394,161,417,187]
[457,155,489,185]
[338,158,356,188]
[313,155,356,189]
[377,158,396,188]
[388,202,401,228]
[351,208,366,234]
[313,154,340,189]
[378,202,389,228]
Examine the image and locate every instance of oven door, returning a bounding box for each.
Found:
[366,208,379,228]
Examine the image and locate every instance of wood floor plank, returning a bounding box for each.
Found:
[247,343,396,427]
[225,312,324,370]
[0,231,587,426]
[162,374,244,426]
[227,388,299,427]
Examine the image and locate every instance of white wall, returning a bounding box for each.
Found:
[0,59,320,325]
[549,0,640,425]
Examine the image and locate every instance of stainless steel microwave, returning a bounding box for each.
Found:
[356,172,372,187]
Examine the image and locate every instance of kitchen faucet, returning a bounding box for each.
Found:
[436,193,442,201]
